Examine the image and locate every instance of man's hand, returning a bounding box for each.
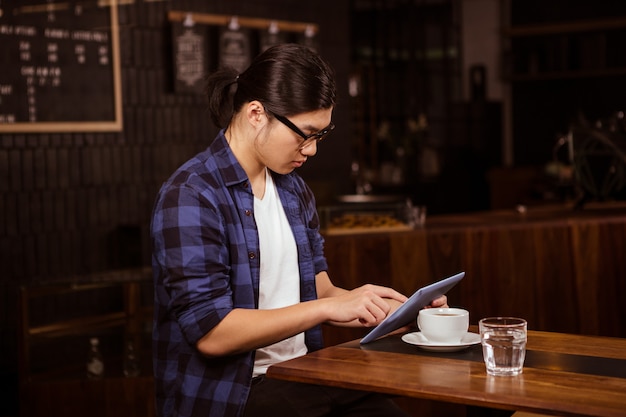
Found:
[425,295,448,309]
[324,284,407,327]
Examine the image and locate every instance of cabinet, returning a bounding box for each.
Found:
[17,267,154,417]
[503,17,626,81]
[502,0,626,166]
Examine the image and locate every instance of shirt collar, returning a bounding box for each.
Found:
[210,129,250,187]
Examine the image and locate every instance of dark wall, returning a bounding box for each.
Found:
[0,1,350,414]
[0,0,351,282]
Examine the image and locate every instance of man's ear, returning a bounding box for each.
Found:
[245,100,268,129]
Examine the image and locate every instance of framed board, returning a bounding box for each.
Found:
[171,21,210,94]
[0,0,122,132]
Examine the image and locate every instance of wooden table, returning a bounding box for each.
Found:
[267,329,626,417]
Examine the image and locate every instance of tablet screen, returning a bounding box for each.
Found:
[360,272,465,344]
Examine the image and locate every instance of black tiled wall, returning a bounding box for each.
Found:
[0,1,351,414]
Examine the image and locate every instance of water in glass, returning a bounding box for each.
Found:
[480,317,527,376]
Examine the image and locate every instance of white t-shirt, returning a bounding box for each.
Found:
[252,170,307,377]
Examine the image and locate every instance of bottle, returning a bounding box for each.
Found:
[123,340,141,377]
[86,337,105,379]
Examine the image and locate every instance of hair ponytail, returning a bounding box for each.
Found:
[204,44,337,129]
[205,67,239,128]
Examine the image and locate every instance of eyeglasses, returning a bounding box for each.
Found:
[273,113,335,150]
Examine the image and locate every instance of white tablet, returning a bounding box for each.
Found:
[360,272,465,344]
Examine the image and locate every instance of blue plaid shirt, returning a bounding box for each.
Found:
[151,131,327,417]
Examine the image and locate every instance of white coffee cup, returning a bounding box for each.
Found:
[417,307,469,344]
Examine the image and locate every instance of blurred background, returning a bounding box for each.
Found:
[2,1,626,416]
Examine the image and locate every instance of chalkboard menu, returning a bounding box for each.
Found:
[0,1,122,132]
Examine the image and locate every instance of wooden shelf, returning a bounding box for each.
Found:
[18,270,154,417]
[167,10,318,34]
[507,67,626,81]
[503,15,626,82]
[503,16,626,37]
[28,311,127,339]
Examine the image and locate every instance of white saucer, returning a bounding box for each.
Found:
[401,331,481,352]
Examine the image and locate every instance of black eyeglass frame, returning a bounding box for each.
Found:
[273,113,335,149]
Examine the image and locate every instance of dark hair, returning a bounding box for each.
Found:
[205,43,337,128]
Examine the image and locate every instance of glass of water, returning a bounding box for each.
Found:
[479,317,527,376]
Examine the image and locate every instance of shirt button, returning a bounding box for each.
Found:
[248,252,256,259]
[245,209,252,216]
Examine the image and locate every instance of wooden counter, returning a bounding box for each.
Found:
[322,202,626,345]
